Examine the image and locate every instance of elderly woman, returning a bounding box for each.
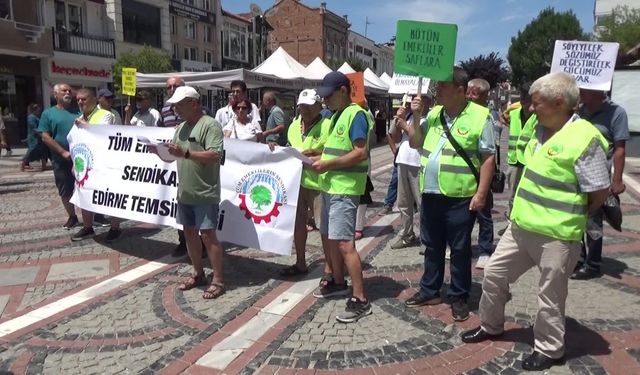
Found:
[222,98,263,142]
[460,72,611,371]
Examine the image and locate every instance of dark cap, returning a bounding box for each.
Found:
[317,71,350,98]
[97,88,114,98]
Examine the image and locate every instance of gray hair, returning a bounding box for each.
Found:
[468,78,490,94]
[53,83,70,93]
[529,72,579,109]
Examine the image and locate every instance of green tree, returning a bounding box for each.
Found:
[327,56,368,72]
[112,46,174,95]
[507,7,587,86]
[250,185,272,211]
[595,5,640,52]
[459,52,511,89]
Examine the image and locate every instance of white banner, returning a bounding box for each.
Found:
[68,125,301,255]
[550,40,619,91]
[388,72,431,95]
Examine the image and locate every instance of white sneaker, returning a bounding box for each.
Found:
[445,248,451,260]
[476,254,490,269]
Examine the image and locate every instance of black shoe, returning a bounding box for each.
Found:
[404,293,441,307]
[172,243,187,257]
[377,205,393,215]
[571,266,601,280]
[497,227,507,236]
[335,296,372,323]
[93,214,111,227]
[390,235,418,249]
[419,248,425,256]
[105,228,122,243]
[63,216,79,230]
[313,281,350,298]
[71,227,95,241]
[451,299,469,321]
[461,326,502,343]
[522,351,564,371]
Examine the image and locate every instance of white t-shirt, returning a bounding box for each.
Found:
[393,117,423,167]
[223,118,263,141]
[130,108,162,127]
[215,103,261,129]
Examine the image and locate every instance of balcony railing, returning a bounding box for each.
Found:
[53,29,116,59]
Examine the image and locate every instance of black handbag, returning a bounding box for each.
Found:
[439,109,504,193]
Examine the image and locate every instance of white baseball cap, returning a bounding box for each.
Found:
[297,89,320,106]
[166,86,200,104]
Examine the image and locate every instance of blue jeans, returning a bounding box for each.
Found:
[383,166,398,207]
[477,192,494,256]
[419,194,476,301]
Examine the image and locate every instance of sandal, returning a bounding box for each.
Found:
[319,273,334,288]
[279,265,309,277]
[178,274,207,291]
[203,282,225,299]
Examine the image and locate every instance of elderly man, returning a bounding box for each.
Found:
[400,67,496,322]
[126,90,162,127]
[70,88,123,243]
[39,83,81,229]
[215,80,261,130]
[466,78,497,269]
[461,72,610,371]
[261,90,286,146]
[278,89,332,276]
[161,76,211,257]
[97,88,122,125]
[388,94,431,249]
[571,88,629,280]
[311,71,371,323]
[164,86,226,299]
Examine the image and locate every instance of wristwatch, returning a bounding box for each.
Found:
[184,149,191,159]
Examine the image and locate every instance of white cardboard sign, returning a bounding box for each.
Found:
[388,72,431,95]
[551,40,619,91]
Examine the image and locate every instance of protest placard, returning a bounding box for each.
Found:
[67,126,301,255]
[388,72,431,95]
[551,40,619,91]
[346,72,365,104]
[121,67,137,96]
[393,20,457,81]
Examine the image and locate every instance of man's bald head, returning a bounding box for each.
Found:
[166,76,185,97]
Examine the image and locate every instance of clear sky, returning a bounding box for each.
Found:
[222,0,595,63]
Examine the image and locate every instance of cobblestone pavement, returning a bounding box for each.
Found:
[1,148,640,375]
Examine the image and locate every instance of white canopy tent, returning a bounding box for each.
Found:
[252,46,311,79]
[135,69,308,91]
[306,57,333,80]
[337,62,356,74]
[379,72,392,85]
[364,68,390,92]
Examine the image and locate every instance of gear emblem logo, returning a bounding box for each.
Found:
[70,143,94,187]
[236,169,288,224]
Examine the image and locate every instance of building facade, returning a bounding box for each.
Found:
[0,0,52,144]
[168,0,221,72]
[264,0,349,66]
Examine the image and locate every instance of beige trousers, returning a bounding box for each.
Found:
[479,223,581,359]
[396,163,421,239]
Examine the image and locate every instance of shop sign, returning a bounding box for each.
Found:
[169,1,215,24]
[49,60,113,83]
[181,59,212,72]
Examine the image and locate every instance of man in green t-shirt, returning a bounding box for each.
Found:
[38,83,81,230]
[164,86,226,300]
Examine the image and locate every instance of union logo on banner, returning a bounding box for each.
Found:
[236,169,288,224]
[71,143,94,187]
